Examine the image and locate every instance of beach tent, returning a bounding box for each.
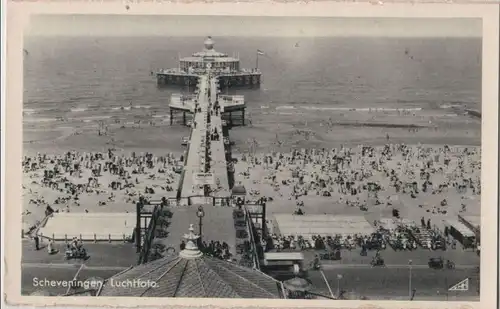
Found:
[458,214,480,240]
[272,214,375,238]
[444,219,475,247]
[232,185,247,196]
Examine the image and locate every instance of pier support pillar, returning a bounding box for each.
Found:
[229,112,233,127]
[242,109,245,126]
[183,112,186,126]
[170,109,173,125]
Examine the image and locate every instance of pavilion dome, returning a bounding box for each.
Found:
[204,36,215,50]
[97,224,284,298]
[191,36,229,58]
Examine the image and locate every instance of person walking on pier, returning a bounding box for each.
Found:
[47,239,58,255]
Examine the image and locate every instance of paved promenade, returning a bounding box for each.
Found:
[21,240,136,295]
[157,205,237,256]
[297,246,480,268]
[308,267,479,301]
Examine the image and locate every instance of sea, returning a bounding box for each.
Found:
[23,36,482,151]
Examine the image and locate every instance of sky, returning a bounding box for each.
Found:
[26,15,482,38]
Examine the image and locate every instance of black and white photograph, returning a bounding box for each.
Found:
[10,9,497,305]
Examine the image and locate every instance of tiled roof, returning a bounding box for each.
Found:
[98,224,284,298]
[98,255,283,298]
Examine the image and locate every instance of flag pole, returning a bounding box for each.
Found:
[445,276,448,301]
[256,51,259,70]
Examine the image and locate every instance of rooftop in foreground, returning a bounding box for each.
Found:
[98,225,285,298]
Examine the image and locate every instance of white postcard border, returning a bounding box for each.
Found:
[4,2,499,309]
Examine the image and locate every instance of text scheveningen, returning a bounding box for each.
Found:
[32,278,158,290]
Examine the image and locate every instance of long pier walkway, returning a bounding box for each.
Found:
[179,75,210,204]
[208,76,230,198]
[177,72,231,204]
[161,70,256,266]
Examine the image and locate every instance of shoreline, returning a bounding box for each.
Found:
[23,142,481,158]
[23,120,481,157]
[22,113,481,234]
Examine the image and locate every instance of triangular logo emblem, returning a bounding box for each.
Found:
[448,278,469,291]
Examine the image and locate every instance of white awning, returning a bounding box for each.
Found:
[445,220,475,237]
[264,252,304,261]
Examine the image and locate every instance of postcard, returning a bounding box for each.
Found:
[3,2,498,309]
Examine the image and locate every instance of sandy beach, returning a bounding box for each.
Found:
[231,108,480,153]
[22,106,481,237]
[233,143,480,230]
[22,120,186,231]
[23,118,189,157]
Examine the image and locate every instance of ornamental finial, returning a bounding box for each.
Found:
[180,224,203,259]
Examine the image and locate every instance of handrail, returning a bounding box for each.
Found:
[159,196,232,205]
[26,213,53,238]
[138,205,162,264]
[244,207,260,270]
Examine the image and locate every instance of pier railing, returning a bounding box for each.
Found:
[138,204,163,264]
[244,207,261,270]
[158,68,261,75]
[159,196,232,207]
[23,212,52,239]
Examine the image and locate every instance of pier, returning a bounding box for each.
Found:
[208,77,231,200]
[179,75,210,204]
[160,70,257,265]
[169,72,246,205]
[156,37,261,88]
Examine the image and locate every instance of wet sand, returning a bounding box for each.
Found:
[24,122,189,157]
[231,108,480,154]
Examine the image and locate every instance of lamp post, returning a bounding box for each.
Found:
[408,259,413,300]
[196,205,205,244]
[336,274,343,298]
[319,268,335,299]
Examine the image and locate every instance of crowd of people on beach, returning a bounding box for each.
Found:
[22,150,182,224]
[23,128,480,268]
[239,143,480,211]
[264,221,471,259]
[238,143,480,255]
